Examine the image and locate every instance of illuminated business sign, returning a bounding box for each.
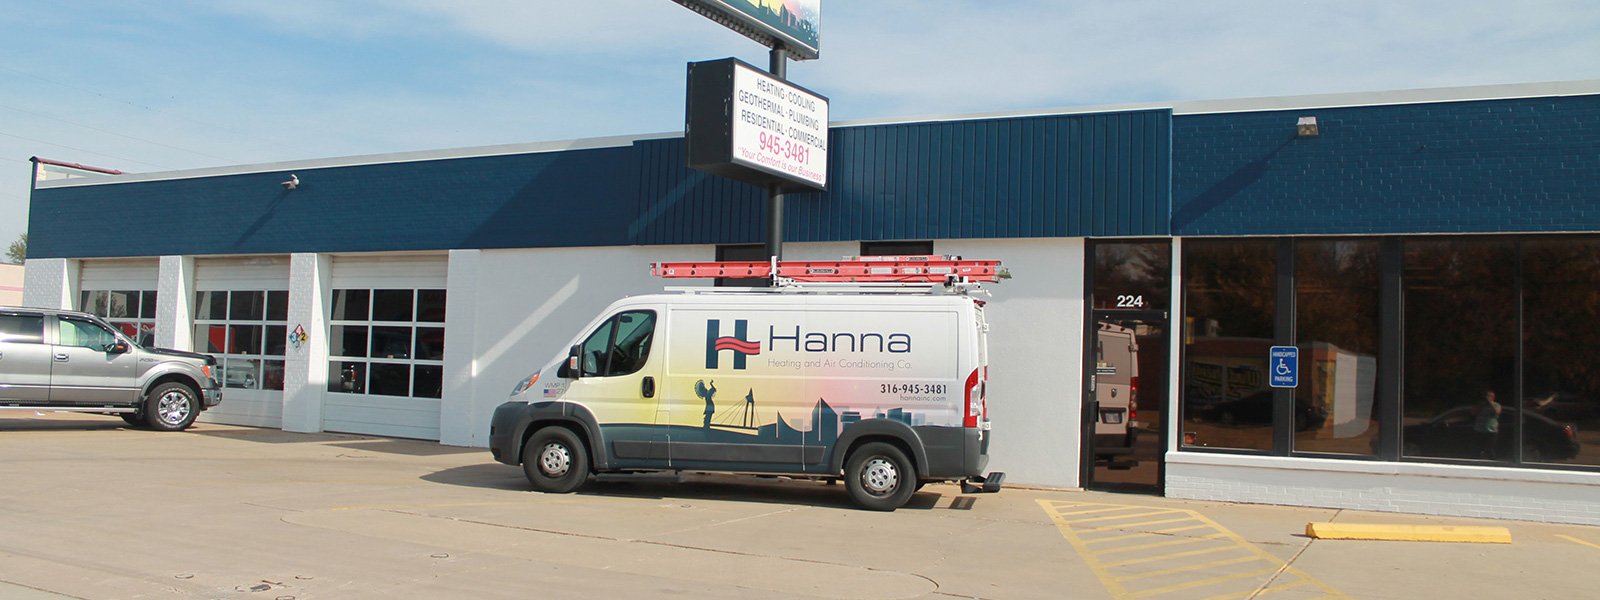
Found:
[672,0,821,60]
[686,57,829,191]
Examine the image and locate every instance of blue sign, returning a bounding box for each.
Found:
[1269,346,1299,388]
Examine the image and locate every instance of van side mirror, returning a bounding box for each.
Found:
[565,344,582,379]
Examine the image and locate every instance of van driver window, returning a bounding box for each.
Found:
[60,318,118,350]
[579,310,657,377]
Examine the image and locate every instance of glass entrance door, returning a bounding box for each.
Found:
[1086,313,1168,492]
[1085,240,1172,493]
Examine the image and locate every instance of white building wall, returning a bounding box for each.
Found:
[440,244,708,447]
[22,258,75,309]
[439,250,481,445]
[940,238,1086,488]
[1165,452,1600,525]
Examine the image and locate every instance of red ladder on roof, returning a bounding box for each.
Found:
[651,255,1005,283]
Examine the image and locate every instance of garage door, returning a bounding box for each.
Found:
[78,259,159,346]
[323,254,448,440]
[192,256,291,429]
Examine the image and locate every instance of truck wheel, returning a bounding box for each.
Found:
[144,382,200,431]
[522,427,590,493]
[845,442,916,511]
[120,413,145,428]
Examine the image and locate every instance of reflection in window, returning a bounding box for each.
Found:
[195,289,289,391]
[576,311,656,378]
[327,288,447,398]
[1181,239,1276,451]
[59,318,117,350]
[1294,240,1380,455]
[82,289,159,346]
[1521,238,1598,466]
[0,314,45,344]
[1401,239,1517,461]
[1093,241,1171,311]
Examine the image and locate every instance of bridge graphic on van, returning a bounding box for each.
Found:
[706,319,761,369]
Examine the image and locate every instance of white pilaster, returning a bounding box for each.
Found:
[439,249,481,447]
[281,253,332,433]
[22,258,76,309]
[156,256,195,350]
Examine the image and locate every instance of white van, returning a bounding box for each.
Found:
[489,281,1002,511]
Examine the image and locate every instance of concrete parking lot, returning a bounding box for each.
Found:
[2,413,1598,599]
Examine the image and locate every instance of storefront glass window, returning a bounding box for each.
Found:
[1521,238,1599,466]
[1181,239,1276,451]
[1401,239,1517,462]
[1294,240,1381,455]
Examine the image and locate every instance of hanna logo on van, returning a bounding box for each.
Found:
[706,319,760,369]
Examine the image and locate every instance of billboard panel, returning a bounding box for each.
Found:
[686,57,829,191]
[673,0,821,60]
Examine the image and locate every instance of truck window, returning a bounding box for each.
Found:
[0,313,45,344]
[58,317,119,350]
[578,310,656,377]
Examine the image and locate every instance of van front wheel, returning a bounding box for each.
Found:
[845,442,916,511]
[522,427,589,493]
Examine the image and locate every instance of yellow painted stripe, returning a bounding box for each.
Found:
[1081,516,1198,531]
[1203,578,1313,600]
[1096,533,1228,556]
[1557,534,1600,550]
[1070,509,1186,525]
[1101,544,1238,568]
[1305,523,1512,544]
[1040,500,1347,600]
[1129,567,1281,598]
[1120,555,1262,582]
[1055,505,1160,516]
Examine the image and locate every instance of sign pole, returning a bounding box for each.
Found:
[765,46,787,265]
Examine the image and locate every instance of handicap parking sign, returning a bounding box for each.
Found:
[1269,346,1298,388]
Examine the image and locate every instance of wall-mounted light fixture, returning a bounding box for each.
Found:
[1296,116,1319,138]
[281,174,299,190]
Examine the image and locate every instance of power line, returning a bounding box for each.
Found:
[0,102,238,162]
[0,130,171,170]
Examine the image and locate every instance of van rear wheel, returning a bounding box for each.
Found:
[522,427,590,493]
[845,442,916,511]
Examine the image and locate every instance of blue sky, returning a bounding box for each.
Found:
[3,0,1599,253]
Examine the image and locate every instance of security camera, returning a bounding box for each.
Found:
[282,174,299,190]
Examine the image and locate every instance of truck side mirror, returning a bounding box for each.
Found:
[107,340,130,354]
[565,344,582,379]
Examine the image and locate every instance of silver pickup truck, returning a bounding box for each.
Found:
[0,306,221,430]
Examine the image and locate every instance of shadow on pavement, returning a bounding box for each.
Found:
[326,439,481,457]
[0,413,127,431]
[421,463,531,491]
[421,464,948,511]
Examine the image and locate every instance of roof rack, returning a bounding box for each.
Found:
[652,255,1007,284]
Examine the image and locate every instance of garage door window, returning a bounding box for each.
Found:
[328,288,446,398]
[194,290,289,391]
[80,290,158,346]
